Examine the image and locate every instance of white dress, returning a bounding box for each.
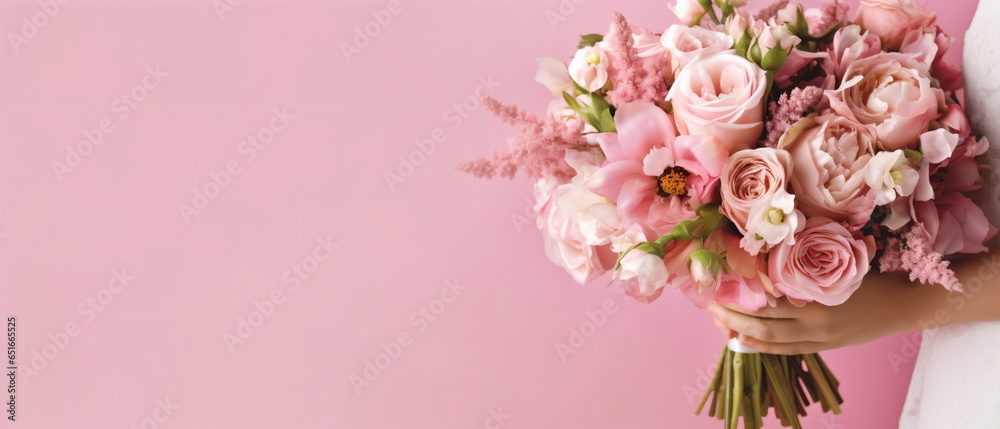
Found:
[899,1,1000,427]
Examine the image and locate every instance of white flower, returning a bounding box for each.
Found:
[610,223,648,253]
[741,189,805,255]
[671,0,706,26]
[555,150,619,246]
[864,150,919,206]
[617,249,669,298]
[535,57,574,96]
[568,46,610,93]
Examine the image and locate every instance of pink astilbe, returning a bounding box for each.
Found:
[880,224,963,292]
[878,236,906,273]
[604,13,670,108]
[810,0,849,36]
[756,0,790,22]
[458,95,590,182]
[763,86,825,147]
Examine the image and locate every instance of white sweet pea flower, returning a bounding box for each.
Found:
[864,150,919,206]
[671,0,706,26]
[535,57,574,96]
[740,189,805,255]
[568,46,610,93]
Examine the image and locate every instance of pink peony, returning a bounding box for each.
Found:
[826,25,882,80]
[827,52,946,151]
[586,102,730,235]
[856,0,936,50]
[720,148,794,233]
[535,178,615,284]
[667,54,768,153]
[916,192,998,256]
[781,113,878,230]
[769,217,875,306]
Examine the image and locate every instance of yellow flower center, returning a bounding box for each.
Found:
[890,170,903,184]
[586,52,602,65]
[767,208,785,225]
[657,167,690,197]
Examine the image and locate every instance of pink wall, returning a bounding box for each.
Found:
[0,0,977,428]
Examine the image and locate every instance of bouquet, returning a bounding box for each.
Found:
[462,0,996,427]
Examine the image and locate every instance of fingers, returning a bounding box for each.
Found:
[712,317,736,340]
[719,299,806,319]
[709,303,811,344]
[737,336,829,355]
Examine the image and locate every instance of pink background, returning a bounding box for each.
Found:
[0,0,977,427]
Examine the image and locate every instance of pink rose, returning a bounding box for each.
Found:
[827,25,882,80]
[719,148,794,233]
[534,178,615,284]
[781,114,878,229]
[660,25,734,71]
[827,52,946,150]
[769,217,875,306]
[856,0,936,50]
[667,54,768,152]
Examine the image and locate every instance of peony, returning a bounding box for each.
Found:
[667,54,768,152]
[826,25,882,80]
[554,150,620,246]
[535,178,614,284]
[617,248,670,302]
[900,25,952,70]
[856,0,936,50]
[827,52,946,151]
[587,102,729,235]
[535,57,573,96]
[780,114,878,230]
[917,192,998,256]
[769,217,875,306]
[660,25,734,71]
[720,148,794,233]
[568,45,611,93]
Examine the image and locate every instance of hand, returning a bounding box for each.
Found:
[709,271,918,355]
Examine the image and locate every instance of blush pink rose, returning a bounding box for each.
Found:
[769,217,875,306]
[781,114,878,230]
[660,25,734,71]
[856,0,936,50]
[667,54,768,152]
[719,148,794,233]
[827,52,946,151]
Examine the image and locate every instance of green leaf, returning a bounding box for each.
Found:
[904,148,925,161]
[578,34,605,49]
[761,47,790,71]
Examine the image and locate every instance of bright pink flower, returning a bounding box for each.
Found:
[587,102,730,234]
